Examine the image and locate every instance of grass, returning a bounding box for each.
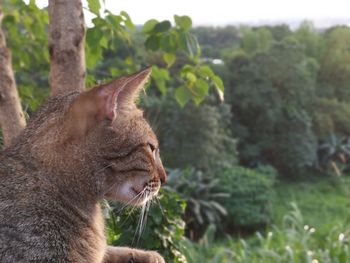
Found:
[272,176,350,236]
[181,176,350,263]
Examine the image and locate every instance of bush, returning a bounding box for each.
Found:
[218,166,276,231]
[104,188,187,263]
[166,168,230,240]
[226,40,318,176]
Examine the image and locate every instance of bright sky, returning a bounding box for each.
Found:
[35,0,350,27]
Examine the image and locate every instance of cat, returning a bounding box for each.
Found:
[0,67,167,263]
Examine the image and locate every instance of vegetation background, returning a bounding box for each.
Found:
[2,0,350,262]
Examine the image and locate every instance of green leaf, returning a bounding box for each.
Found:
[151,66,170,95]
[160,34,177,53]
[212,75,224,101]
[198,65,215,78]
[105,14,122,28]
[179,32,200,59]
[142,19,158,33]
[154,20,171,33]
[193,79,209,105]
[175,86,192,107]
[145,35,160,51]
[87,0,101,16]
[194,79,209,96]
[212,76,224,92]
[99,36,108,48]
[185,72,197,83]
[86,27,103,48]
[120,11,135,30]
[163,53,176,68]
[174,15,192,31]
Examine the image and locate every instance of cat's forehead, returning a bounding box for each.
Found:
[111,110,157,141]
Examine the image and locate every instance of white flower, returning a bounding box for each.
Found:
[307,250,313,256]
[309,228,316,233]
[312,259,319,263]
[304,225,309,231]
[339,233,345,241]
[268,232,273,237]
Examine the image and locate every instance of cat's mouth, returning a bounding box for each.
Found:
[105,178,160,206]
[130,179,160,206]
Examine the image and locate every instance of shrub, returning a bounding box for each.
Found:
[166,168,230,240]
[104,188,187,263]
[218,166,276,231]
[226,40,318,175]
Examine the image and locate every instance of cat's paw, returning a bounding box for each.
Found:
[128,251,165,263]
[105,247,165,263]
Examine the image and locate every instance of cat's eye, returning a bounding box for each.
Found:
[147,142,156,152]
[147,142,157,160]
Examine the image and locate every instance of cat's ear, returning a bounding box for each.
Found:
[95,66,152,120]
[66,67,151,138]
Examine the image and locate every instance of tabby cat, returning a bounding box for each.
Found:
[0,67,167,263]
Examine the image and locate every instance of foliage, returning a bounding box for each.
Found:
[2,0,50,113]
[183,203,350,263]
[105,188,187,263]
[239,27,274,55]
[218,166,276,230]
[312,98,350,139]
[226,39,318,174]
[192,26,240,58]
[181,225,235,263]
[317,26,350,102]
[2,0,224,111]
[166,169,229,240]
[142,96,237,173]
[83,0,224,107]
[317,134,350,175]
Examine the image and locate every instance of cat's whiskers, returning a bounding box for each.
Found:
[116,190,147,231]
[97,163,114,174]
[155,196,166,218]
[115,188,146,214]
[132,189,152,246]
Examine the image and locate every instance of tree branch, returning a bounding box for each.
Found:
[0,10,26,147]
[48,0,86,96]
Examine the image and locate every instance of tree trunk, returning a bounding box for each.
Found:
[48,0,86,96]
[0,10,26,147]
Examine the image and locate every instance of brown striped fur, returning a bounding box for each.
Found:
[0,68,166,262]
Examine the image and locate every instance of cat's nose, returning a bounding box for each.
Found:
[154,149,167,184]
[159,169,167,184]
[158,163,167,184]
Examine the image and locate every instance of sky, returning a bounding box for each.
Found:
[35,0,350,27]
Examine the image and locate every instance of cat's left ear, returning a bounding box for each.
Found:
[96,66,151,121]
[66,67,151,138]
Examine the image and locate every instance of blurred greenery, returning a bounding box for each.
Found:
[165,168,230,240]
[182,178,350,263]
[218,166,276,232]
[105,188,187,262]
[3,0,350,262]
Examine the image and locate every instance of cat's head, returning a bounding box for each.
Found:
[20,67,166,206]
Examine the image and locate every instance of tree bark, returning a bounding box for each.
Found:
[48,0,86,96]
[0,10,26,147]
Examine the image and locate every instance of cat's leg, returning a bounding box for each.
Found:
[103,246,165,263]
